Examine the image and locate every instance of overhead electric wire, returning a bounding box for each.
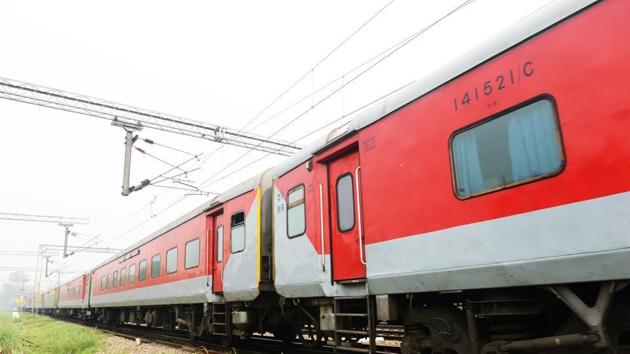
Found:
[195,0,477,191]
[263,0,475,140]
[240,0,396,131]
[93,1,399,246]
[97,0,474,250]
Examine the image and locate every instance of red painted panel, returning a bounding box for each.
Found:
[91,186,259,300]
[211,212,224,293]
[92,212,209,297]
[353,0,630,245]
[328,150,366,281]
[59,275,85,303]
[275,1,630,265]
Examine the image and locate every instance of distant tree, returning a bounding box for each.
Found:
[9,271,29,286]
[0,282,19,310]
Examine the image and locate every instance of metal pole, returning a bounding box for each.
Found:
[44,256,50,278]
[63,226,71,258]
[122,129,134,196]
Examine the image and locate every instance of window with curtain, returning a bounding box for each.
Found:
[287,185,306,238]
[336,174,355,232]
[216,226,224,262]
[230,212,246,253]
[185,239,200,269]
[139,260,147,281]
[129,263,136,283]
[451,99,563,198]
[120,267,126,286]
[166,247,177,274]
[152,254,161,278]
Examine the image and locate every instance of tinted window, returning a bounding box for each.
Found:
[216,225,224,263]
[129,264,136,283]
[166,248,177,274]
[185,239,200,269]
[100,275,105,290]
[151,254,161,278]
[120,268,126,286]
[287,185,306,238]
[139,260,147,281]
[113,271,119,287]
[106,273,111,289]
[336,174,355,232]
[230,212,245,253]
[452,99,563,198]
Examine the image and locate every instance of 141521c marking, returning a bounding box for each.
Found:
[453,61,534,111]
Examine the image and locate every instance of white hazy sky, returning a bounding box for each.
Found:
[0,0,551,288]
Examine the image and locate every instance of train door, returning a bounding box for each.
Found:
[212,212,225,293]
[328,149,366,281]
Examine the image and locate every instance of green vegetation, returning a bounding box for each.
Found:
[0,312,107,353]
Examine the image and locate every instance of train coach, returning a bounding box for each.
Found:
[57,274,90,319]
[40,287,59,315]
[36,0,630,353]
[272,0,630,353]
[86,170,285,342]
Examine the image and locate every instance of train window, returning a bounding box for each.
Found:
[216,226,224,263]
[120,267,126,286]
[336,174,355,232]
[287,185,306,238]
[113,271,119,287]
[166,247,177,274]
[230,212,246,253]
[152,254,161,278]
[451,99,563,198]
[129,264,136,283]
[106,273,111,289]
[100,275,105,290]
[139,260,147,281]
[185,239,200,269]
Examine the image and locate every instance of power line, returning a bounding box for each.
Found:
[264,0,476,140]
[90,1,400,245]
[96,0,475,249]
[240,0,396,132]
[197,0,476,190]
[0,77,301,156]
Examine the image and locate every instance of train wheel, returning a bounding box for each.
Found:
[272,320,298,342]
[402,307,473,354]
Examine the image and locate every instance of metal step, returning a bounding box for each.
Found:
[336,329,369,336]
[335,312,368,317]
[335,346,370,353]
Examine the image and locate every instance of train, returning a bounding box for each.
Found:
[23,0,630,353]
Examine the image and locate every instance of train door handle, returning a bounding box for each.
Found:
[319,183,326,271]
[355,166,366,265]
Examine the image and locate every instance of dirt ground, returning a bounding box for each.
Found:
[95,336,227,354]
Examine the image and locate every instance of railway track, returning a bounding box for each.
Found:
[52,315,401,353]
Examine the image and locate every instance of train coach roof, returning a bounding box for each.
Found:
[275,0,597,178]
[91,170,269,272]
[91,199,213,271]
[210,170,267,206]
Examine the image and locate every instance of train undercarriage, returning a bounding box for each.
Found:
[48,280,630,353]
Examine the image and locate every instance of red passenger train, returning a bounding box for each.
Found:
[28,1,630,353]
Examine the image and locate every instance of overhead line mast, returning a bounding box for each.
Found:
[0,76,301,155]
[0,76,303,195]
[0,212,90,258]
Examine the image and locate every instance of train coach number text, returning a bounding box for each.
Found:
[453,61,534,111]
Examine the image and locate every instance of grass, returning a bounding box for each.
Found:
[0,312,107,353]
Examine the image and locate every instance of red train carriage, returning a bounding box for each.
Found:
[58,273,90,318]
[89,170,282,340]
[40,287,59,314]
[273,0,630,352]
